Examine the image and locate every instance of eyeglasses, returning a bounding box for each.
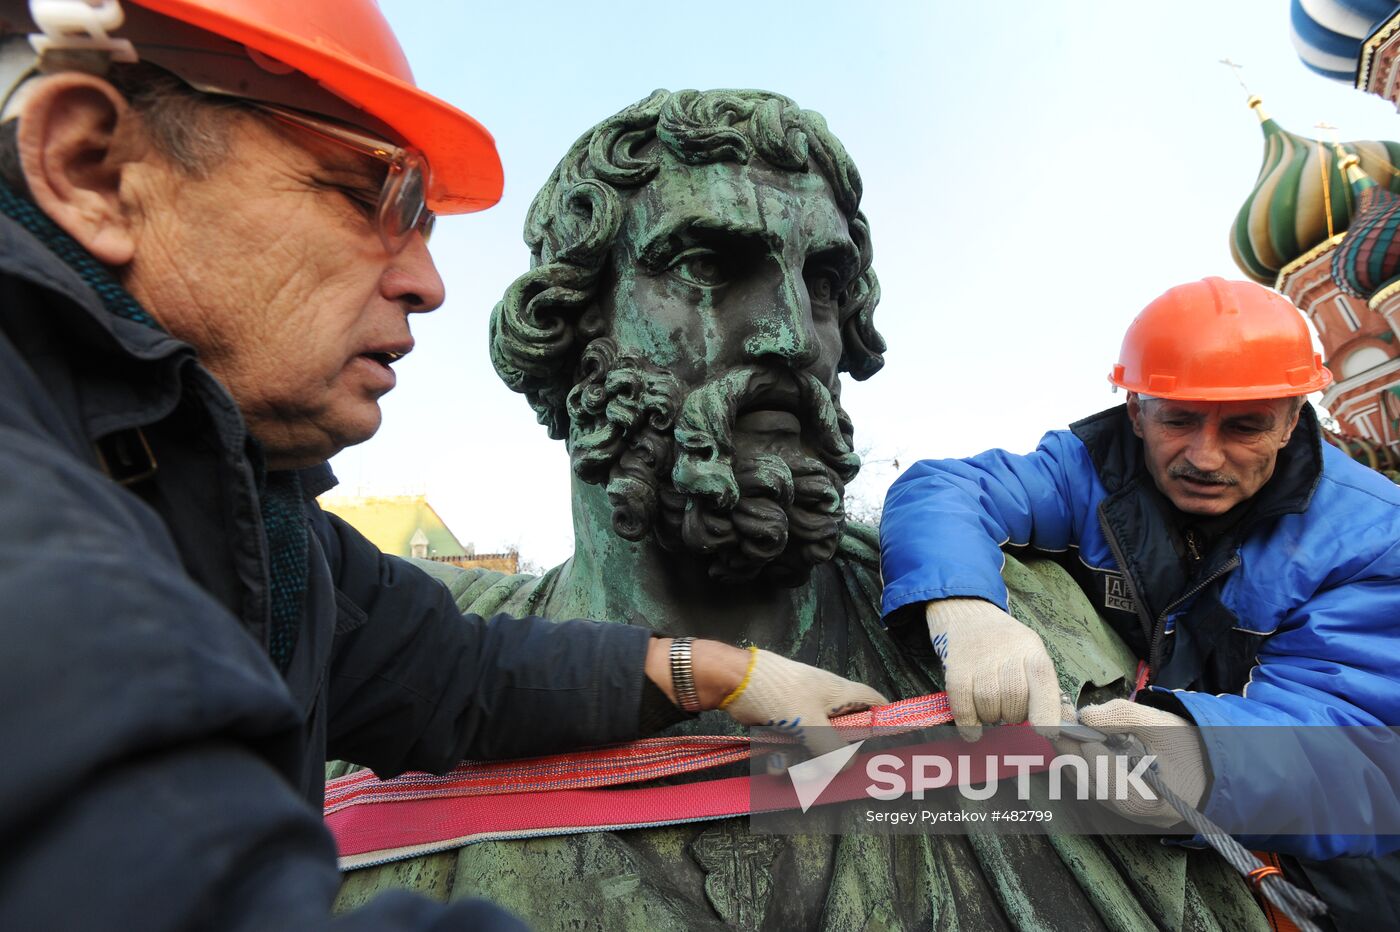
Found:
[248,102,435,253]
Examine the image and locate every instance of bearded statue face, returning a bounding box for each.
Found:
[565,154,862,586]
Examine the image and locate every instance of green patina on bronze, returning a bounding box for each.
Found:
[332,89,1269,930]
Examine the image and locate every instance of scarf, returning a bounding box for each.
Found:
[0,181,306,672]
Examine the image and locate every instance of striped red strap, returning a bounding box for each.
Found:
[326,692,953,814]
[332,774,763,869]
[326,692,969,869]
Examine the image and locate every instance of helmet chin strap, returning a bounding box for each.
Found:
[0,0,138,121]
[0,36,38,118]
[28,0,137,67]
[0,2,404,145]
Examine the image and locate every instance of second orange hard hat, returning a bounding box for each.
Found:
[1109,277,1332,401]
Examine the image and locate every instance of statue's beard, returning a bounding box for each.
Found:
[566,338,861,586]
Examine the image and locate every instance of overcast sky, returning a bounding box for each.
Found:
[329,1,1400,567]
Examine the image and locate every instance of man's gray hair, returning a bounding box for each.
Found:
[1133,392,1306,417]
[0,40,244,196]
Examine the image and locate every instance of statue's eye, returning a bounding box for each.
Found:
[669,248,729,288]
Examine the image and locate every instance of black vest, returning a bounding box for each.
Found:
[1040,404,1322,694]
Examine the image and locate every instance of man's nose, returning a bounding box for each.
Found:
[742,264,819,369]
[1183,424,1227,473]
[383,232,446,314]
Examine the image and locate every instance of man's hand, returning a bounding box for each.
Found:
[925,598,1061,739]
[1055,699,1207,828]
[646,639,887,756]
[721,649,890,756]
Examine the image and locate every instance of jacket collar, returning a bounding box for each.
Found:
[2,210,365,494]
[1070,400,1324,524]
[0,210,202,440]
[0,211,185,364]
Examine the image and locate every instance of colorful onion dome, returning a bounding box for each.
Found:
[1332,149,1400,296]
[1290,0,1399,81]
[1230,97,1400,284]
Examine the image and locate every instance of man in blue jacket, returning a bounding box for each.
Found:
[0,2,885,929]
[881,277,1400,926]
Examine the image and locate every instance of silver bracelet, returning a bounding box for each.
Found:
[669,636,702,712]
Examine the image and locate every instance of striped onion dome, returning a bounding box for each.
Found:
[1290,0,1400,81]
[1331,152,1400,295]
[1230,97,1400,284]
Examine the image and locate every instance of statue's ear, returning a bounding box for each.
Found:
[577,304,608,341]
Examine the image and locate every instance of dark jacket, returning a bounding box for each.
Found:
[0,212,652,930]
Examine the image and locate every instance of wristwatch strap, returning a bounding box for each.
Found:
[669,636,702,712]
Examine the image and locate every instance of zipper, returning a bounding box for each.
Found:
[1097,499,1241,684]
[1147,554,1241,680]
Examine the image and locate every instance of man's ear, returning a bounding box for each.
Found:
[1277,399,1304,446]
[15,73,140,266]
[1126,392,1146,439]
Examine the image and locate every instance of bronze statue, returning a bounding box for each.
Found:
[333,89,1269,931]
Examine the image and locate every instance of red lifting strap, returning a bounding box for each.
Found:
[326,692,1063,870]
[327,693,953,813]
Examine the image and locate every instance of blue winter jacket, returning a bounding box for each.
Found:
[880,404,1400,863]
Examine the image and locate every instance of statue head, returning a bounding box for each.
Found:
[490,89,885,586]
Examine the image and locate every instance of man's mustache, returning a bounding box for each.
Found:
[1169,464,1238,486]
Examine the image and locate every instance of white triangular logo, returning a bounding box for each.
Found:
[788,740,865,813]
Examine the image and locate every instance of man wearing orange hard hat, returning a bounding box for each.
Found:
[881,278,1400,925]
[0,2,890,928]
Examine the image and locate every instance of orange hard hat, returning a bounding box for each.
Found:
[15,0,502,213]
[1108,277,1333,401]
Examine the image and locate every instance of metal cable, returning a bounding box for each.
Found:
[1103,733,1331,932]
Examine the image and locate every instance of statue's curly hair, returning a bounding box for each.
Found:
[489,88,886,440]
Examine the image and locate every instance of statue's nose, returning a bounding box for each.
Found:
[743,266,820,370]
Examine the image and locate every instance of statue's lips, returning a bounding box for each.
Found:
[734,409,801,436]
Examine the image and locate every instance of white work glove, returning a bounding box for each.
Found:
[1055,699,1207,828]
[722,649,889,756]
[925,598,1062,739]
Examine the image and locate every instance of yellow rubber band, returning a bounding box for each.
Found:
[718,646,760,710]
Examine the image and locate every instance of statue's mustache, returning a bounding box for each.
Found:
[671,365,858,509]
[565,342,855,581]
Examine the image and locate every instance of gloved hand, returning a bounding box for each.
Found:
[925,598,1062,739]
[721,648,889,756]
[1055,699,1207,828]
